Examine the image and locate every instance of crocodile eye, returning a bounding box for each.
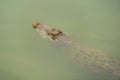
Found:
[50,28,62,35]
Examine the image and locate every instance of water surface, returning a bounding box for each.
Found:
[0,0,120,80]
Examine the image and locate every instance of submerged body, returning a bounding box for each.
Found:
[32,22,120,77]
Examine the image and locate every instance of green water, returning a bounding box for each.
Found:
[0,0,120,80]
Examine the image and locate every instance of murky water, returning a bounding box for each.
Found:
[0,0,120,80]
